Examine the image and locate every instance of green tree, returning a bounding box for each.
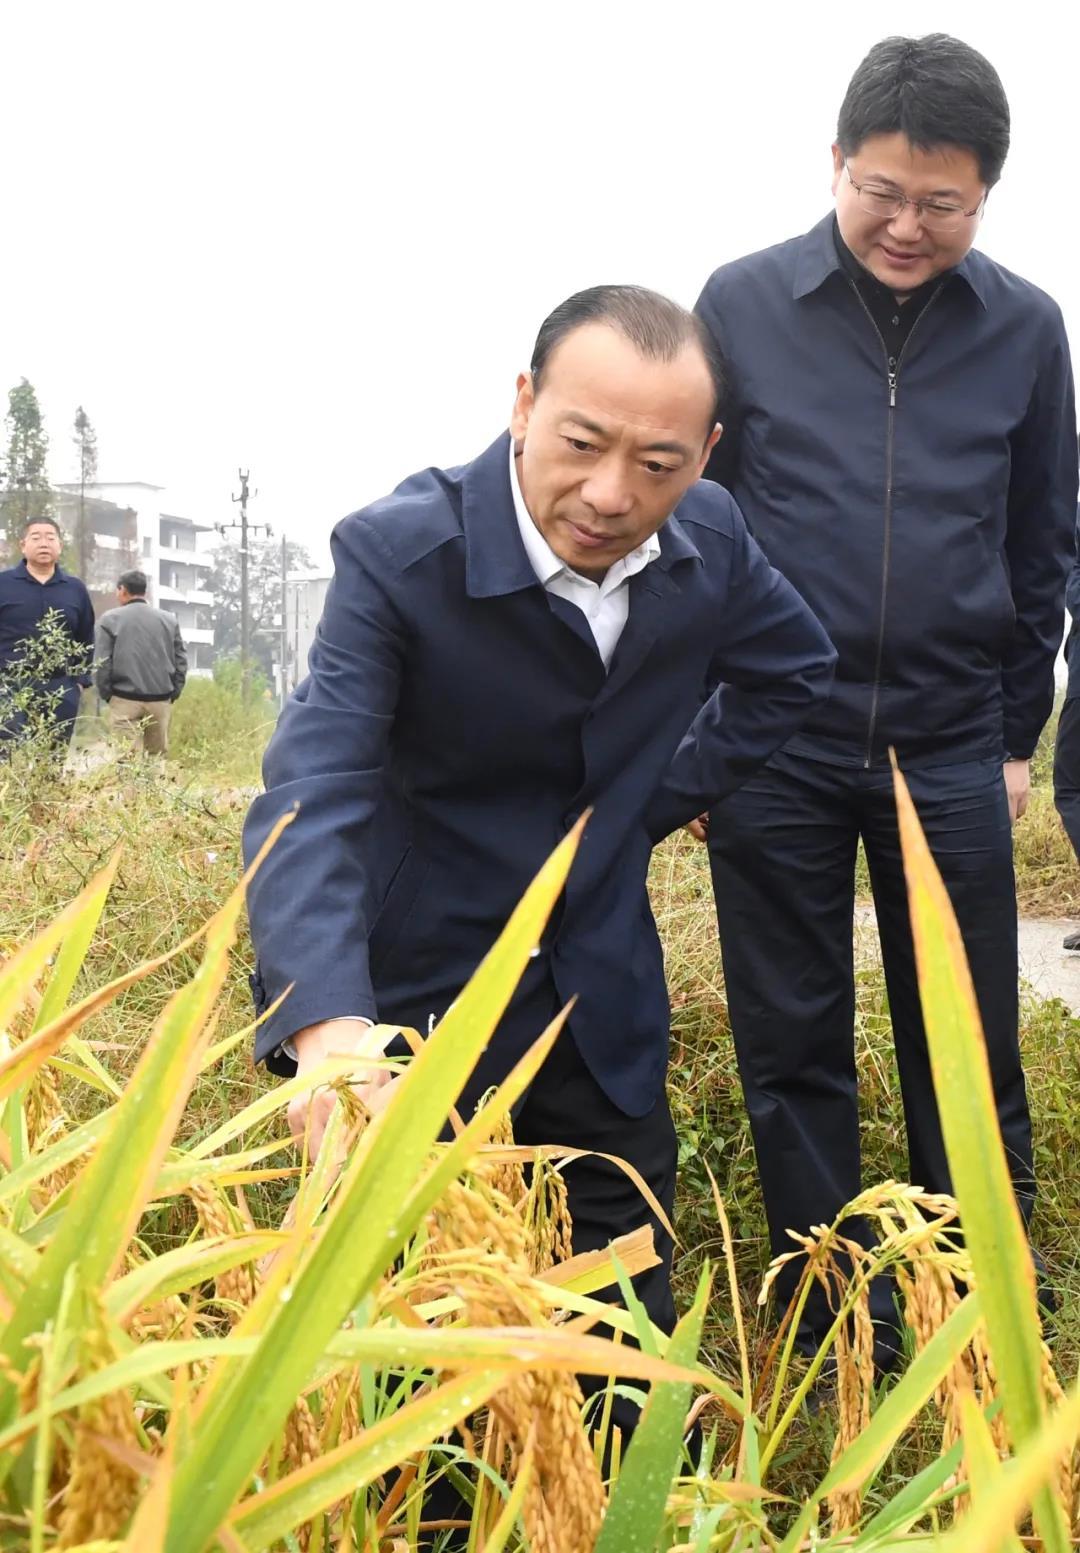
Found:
[72,406,99,578]
[209,538,313,681]
[2,379,53,562]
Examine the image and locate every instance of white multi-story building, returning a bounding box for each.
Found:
[55,481,217,677]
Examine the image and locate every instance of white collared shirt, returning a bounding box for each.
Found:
[509,442,660,669]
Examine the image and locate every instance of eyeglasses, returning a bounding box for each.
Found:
[844,163,985,233]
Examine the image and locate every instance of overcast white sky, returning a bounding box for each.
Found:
[2,1,1077,566]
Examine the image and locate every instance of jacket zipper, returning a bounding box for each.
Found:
[847,280,945,767]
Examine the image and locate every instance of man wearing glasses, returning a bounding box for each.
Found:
[695,33,1077,1367]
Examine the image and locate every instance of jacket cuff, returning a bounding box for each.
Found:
[250,969,379,1075]
[1002,733,1035,762]
[279,1015,375,1061]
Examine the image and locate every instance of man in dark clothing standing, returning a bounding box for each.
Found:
[243,286,836,1366]
[95,569,187,756]
[1054,497,1080,944]
[0,517,95,748]
[694,33,1077,1363]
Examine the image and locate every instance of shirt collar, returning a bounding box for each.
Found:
[507,441,661,592]
[832,216,943,313]
[18,558,62,585]
[793,210,987,309]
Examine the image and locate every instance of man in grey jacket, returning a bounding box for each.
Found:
[95,570,187,755]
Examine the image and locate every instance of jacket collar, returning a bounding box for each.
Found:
[462,432,702,599]
[792,211,988,309]
[462,434,541,599]
[16,558,64,585]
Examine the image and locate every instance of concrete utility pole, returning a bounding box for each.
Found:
[216,470,270,707]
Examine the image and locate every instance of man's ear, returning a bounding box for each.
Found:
[696,422,723,476]
[510,371,535,440]
[830,141,845,196]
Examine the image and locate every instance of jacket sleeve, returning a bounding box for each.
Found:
[241,515,406,1071]
[76,589,96,687]
[171,622,188,699]
[645,506,836,839]
[94,617,115,702]
[1001,309,1078,758]
[694,274,744,494]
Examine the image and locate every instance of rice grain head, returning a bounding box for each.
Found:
[428,1171,604,1553]
[56,1309,142,1548]
[188,1179,258,1310]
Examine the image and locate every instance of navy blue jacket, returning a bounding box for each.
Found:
[0,560,95,689]
[696,214,1078,765]
[243,433,836,1116]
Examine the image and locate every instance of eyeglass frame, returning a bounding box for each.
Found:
[843,162,986,231]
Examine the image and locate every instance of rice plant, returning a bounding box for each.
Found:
[1,769,1079,1550]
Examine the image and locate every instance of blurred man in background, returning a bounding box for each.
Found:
[0,517,94,749]
[95,569,187,756]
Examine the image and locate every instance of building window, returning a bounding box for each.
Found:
[142,536,152,557]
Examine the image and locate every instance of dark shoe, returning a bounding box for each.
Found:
[1063,929,1080,951]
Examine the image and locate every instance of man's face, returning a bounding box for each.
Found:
[21,523,61,569]
[832,132,986,292]
[510,324,721,581]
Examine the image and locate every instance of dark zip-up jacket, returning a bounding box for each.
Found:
[0,560,95,689]
[696,213,1078,765]
[95,598,188,702]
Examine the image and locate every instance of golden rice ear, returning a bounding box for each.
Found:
[424,1171,604,1552]
[56,1300,144,1549]
[187,1180,258,1312]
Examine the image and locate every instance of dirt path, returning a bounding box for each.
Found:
[855,905,1080,1016]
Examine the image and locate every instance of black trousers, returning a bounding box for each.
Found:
[708,750,1032,1356]
[512,1022,677,1316]
[0,682,80,751]
[1054,696,1080,862]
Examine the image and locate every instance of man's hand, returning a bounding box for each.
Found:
[1004,758,1031,824]
[686,813,709,843]
[288,1018,396,1159]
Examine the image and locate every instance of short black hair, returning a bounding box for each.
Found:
[837,34,1010,188]
[530,284,727,430]
[22,515,61,537]
[118,569,148,596]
